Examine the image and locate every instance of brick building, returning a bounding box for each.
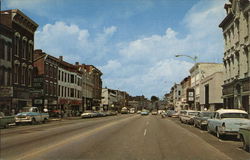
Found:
[0,9,38,113]
[32,49,58,116]
[0,23,13,115]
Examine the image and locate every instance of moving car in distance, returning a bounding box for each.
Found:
[193,111,215,130]
[81,111,98,118]
[121,107,129,114]
[207,109,250,139]
[141,109,149,116]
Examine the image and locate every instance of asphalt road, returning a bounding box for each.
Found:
[0,114,249,160]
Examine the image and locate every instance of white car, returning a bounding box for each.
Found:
[179,110,199,124]
[207,109,250,139]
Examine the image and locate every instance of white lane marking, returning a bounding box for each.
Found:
[144,129,147,136]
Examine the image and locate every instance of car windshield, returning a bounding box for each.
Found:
[188,112,199,116]
[201,112,214,117]
[221,113,249,119]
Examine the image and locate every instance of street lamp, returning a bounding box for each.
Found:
[175,54,198,111]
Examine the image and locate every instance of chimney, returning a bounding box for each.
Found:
[75,62,79,65]
[59,56,63,61]
[34,49,43,55]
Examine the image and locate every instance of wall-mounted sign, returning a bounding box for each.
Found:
[0,87,13,97]
[187,88,195,103]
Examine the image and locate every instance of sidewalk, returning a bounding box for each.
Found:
[49,116,81,121]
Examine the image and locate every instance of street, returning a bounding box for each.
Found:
[1,114,249,160]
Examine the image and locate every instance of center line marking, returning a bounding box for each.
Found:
[144,129,147,136]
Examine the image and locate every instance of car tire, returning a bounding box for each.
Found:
[216,128,223,139]
[207,125,212,133]
[31,118,36,125]
[241,136,249,151]
[194,123,197,128]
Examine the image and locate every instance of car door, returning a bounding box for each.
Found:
[208,112,217,132]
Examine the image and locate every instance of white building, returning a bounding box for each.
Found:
[57,57,82,116]
[200,72,224,111]
[189,63,224,110]
[219,0,250,113]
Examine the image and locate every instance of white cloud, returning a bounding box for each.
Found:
[101,0,226,98]
[33,0,226,98]
[35,21,116,63]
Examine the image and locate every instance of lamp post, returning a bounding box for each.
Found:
[175,54,198,110]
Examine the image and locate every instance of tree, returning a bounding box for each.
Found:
[150,96,159,103]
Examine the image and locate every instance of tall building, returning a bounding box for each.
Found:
[32,49,58,114]
[0,9,38,113]
[0,22,13,115]
[219,0,250,113]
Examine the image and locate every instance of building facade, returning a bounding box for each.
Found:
[180,76,191,110]
[57,56,82,116]
[200,72,224,111]
[189,63,224,110]
[32,49,58,115]
[101,88,117,111]
[1,9,38,113]
[219,0,250,113]
[0,23,13,115]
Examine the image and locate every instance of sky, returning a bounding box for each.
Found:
[2,0,227,99]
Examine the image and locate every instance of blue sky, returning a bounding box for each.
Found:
[3,0,227,98]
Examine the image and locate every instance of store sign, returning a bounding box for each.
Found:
[187,88,195,103]
[34,99,43,104]
[0,87,13,97]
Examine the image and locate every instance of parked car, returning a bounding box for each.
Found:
[171,111,180,118]
[207,109,250,139]
[141,109,149,116]
[166,110,176,117]
[81,111,97,118]
[179,110,187,121]
[137,110,141,114]
[0,112,15,128]
[193,111,215,130]
[180,110,199,124]
[238,127,250,152]
[151,110,158,115]
[15,107,49,125]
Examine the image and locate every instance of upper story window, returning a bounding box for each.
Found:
[22,37,27,59]
[14,32,20,57]
[28,40,33,61]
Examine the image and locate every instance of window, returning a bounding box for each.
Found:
[7,42,12,61]
[0,39,4,59]
[58,70,61,80]
[14,34,20,56]
[61,86,64,97]
[71,74,74,83]
[0,67,4,85]
[22,39,27,59]
[71,88,74,97]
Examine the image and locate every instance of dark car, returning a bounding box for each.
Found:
[193,111,214,130]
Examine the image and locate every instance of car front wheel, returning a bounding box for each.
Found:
[216,128,223,139]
